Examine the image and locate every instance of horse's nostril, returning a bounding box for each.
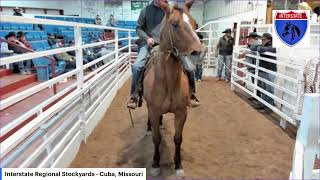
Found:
[191,51,200,56]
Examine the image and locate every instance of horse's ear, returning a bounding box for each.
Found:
[185,0,194,11]
[158,0,171,17]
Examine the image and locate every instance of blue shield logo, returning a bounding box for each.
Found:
[274,11,308,47]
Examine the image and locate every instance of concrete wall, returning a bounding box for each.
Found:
[203,0,267,23]
[1,0,204,25]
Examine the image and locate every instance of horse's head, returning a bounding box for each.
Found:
[158,0,203,62]
[282,22,291,37]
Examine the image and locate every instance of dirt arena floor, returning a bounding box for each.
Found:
[71,77,295,179]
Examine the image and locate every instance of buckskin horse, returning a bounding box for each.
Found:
[143,0,203,177]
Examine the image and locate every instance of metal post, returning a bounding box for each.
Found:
[74,26,86,142]
[115,30,119,89]
[207,23,212,71]
[253,52,260,97]
[74,26,84,89]
[128,31,132,66]
[235,20,241,47]
[231,51,235,91]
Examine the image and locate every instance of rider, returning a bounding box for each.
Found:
[127,0,200,109]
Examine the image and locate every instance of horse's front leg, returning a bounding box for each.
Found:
[174,108,187,177]
[149,109,162,176]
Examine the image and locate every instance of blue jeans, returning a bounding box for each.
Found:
[130,45,150,96]
[18,60,31,71]
[186,70,196,93]
[195,64,203,80]
[217,55,232,80]
[257,71,275,106]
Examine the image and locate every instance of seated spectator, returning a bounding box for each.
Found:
[13,7,23,16]
[67,40,98,70]
[51,44,76,71]
[0,38,14,58]
[48,33,59,47]
[101,29,114,41]
[95,15,102,25]
[107,14,117,27]
[6,32,31,74]
[256,33,277,113]
[17,31,32,50]
[0,36,15,70]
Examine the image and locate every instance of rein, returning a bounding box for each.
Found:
[167,27,181,58]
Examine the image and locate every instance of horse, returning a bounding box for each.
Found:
[143,1,203,177]
[282,22,301,41]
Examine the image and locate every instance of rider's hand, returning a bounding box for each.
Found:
[147,37,155,47]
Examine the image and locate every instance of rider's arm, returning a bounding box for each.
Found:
[136,8,149,42]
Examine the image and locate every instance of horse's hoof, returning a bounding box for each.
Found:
[150,167,160,176]
[176,169,185,178]
[146,130,152,136]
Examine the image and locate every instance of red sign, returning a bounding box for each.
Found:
[275,11,307,19]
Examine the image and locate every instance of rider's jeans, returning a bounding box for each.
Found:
[131,45,150,97]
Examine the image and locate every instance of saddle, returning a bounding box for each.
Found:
[136,45,159,107]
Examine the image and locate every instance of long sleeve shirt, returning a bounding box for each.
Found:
[136,1,164,46]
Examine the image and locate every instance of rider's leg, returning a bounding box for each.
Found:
[128,45,150,108]
[186,70,200,107]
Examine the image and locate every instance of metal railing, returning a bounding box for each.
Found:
[231,47,304,126]
[0,15,137,167]
[197,20,320,127]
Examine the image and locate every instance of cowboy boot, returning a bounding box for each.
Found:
[189,93,200,107]
[127,96,138,109]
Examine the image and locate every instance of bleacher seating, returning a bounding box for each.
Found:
[116,20,137,46]
[1,15,137,81]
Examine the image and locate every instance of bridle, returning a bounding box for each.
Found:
[167,26,181,58]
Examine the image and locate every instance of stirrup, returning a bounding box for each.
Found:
[127,97,138,109]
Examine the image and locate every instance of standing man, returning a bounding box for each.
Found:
[127,0,166,109]
[107,14,117,27]
[215,28,234,82]
[256,33,277,113]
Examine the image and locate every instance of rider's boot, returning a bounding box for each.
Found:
[189,93,200,107]
[127,96,138,109]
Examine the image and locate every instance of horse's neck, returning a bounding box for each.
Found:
[156,51,183,91]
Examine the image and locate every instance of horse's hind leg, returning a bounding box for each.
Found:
[174,108,187,177]
[149,110,162,176]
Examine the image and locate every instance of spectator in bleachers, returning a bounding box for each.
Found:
[48,33,59,47]
[67,40,98,70]
[107,14,117,27]
[17,31,32,50]
[6,32,32,75]
[101,29,114,41]
[13,7,23,16]
[0,38,14,58]
[48,38,76,72]
[255,33,277,113]
[215,28,234,82]
[95,15,102,25]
